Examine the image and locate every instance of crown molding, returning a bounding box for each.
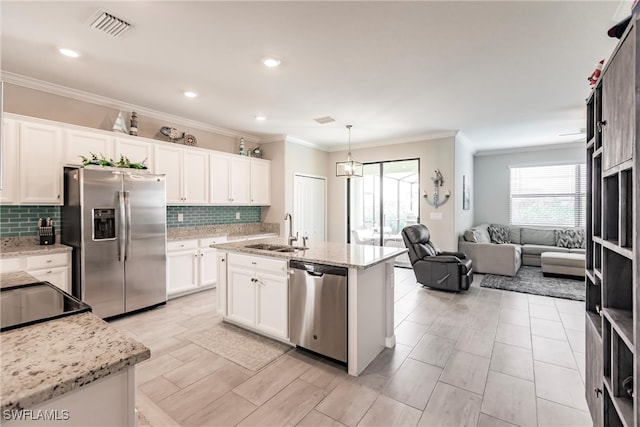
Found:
[326,130,458,152]
[1,71,263,143]
[475,141,585,157]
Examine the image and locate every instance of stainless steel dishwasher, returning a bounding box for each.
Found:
[289,260,347,363]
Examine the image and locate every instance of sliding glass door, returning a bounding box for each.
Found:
[348,159,419,249]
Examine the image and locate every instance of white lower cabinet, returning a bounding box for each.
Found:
[28,267,70,293]
[166,237,226,298]
[0,251,71,293]
[226,253,288,339]
[167,240,199,296]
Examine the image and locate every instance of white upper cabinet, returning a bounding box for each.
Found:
[155,144,208,204]
[210,153,250,205]
[18,121,64,205]
[250,158,271,206]
[154,144,183,204]
[231,156,251,205]
[209,153,232,204]
[64,129,114,167]
[1,119,18,204]
[115,137,153,170]
[183,150,208,204]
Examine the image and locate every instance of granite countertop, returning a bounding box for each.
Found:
[212,237,407,270]
[1,312,150,411]
[0,243,72,258]
[0,271,39,288]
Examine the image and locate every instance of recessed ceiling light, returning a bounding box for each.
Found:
[262,57,281,68]
[183,91,198,98]
[59,48,80,58]
[255,115,266,121]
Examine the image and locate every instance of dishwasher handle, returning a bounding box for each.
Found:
[306,271,324,277]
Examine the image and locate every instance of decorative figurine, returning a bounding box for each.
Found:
[129,111,138,136]
[160,126,185,142]
[588,59,604,89]
[112,111,128,133]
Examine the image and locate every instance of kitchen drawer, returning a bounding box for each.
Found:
[0,257,22,273]
[28,266,71,293]
[25,252,69,270]
[167,239,198,252]
[228,253,287,275]
[199,236,227,247]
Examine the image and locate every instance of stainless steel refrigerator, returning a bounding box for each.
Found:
[62,167,167,319]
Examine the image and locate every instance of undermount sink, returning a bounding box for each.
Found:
[245,243,307,253]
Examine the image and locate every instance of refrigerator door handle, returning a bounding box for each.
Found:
[124,191,132,261]
[118,191,126,262]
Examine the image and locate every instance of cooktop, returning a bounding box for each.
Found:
[1,281,91,332]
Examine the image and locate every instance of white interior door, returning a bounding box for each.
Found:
[294,174,326,243]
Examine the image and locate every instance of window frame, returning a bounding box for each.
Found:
[509,163,586,228]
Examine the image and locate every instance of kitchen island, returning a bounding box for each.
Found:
[0,272,149,426]
[212,237,407,376]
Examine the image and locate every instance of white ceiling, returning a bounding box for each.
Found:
[0,1,627,152]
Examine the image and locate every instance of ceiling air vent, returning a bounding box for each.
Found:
[90,12,131,38]
[314,116,335,124]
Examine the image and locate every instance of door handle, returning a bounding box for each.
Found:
[118,191,126,262]
[124,191,131,261]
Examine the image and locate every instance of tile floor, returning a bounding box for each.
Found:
[111,268,592,427]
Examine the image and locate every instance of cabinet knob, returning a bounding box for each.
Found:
[221,259,225,263]
[57,195,61,199]
[46,270,52,274]
[594,387,602,397]
[46,259,52,263]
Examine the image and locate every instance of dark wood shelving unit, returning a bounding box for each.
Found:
[584,12,638,427]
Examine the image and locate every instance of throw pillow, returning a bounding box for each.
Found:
[555,228,585,249]
[464,226,491,243]
[488,224,511,244]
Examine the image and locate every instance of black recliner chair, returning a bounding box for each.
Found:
[401,224,473,291]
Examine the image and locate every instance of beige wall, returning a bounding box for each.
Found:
[3,83,260,155]
[327,136,458,251]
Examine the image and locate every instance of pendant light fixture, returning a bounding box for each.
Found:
[336,125,363,177]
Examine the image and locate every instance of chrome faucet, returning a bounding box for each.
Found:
[284,212,298,245]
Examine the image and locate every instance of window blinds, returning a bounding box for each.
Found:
[510,164,586,227]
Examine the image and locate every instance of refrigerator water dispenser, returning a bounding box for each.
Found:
[93,209,116,240]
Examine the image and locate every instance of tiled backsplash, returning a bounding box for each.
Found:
[0,206,62,237]
[0,205,263,237]
[166,206,262,227]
